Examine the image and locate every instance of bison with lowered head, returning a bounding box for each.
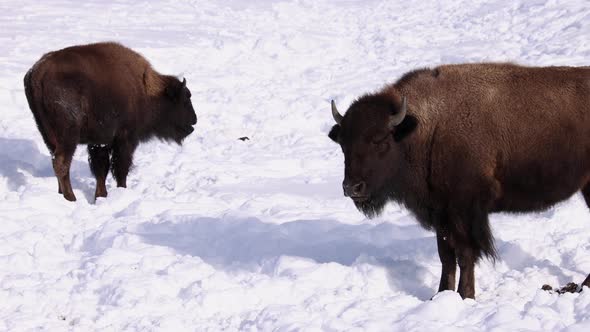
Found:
[24,42,197,201]
[329,63,590,299]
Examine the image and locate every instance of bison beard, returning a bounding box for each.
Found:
[156,121,195,145]
[353,183,393,219]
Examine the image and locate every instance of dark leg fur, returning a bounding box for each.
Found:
[443,205,494,299]
[456,247,476,299]
[111,138,137,188]
[437,230,457,292]
[88,145,111,199]
[53,145,76,201]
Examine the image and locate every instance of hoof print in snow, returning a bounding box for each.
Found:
[238,136,250,141]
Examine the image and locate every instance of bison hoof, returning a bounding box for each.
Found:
[94,194,107,201]
[63,192,77,202]
[95,190,108,200]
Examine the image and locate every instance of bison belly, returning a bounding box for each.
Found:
[79,110,121,145]
[493,157,590,213]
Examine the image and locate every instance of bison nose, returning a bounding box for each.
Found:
[343,180,367,197]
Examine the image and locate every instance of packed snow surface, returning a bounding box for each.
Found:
[1,0,590,330]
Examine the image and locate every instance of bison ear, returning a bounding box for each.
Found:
[392,114,417,142]
[328,124,341,143]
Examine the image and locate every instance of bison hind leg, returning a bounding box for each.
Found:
[88,144,111,200]
[52,144,77,201]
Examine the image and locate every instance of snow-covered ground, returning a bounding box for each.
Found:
[1,0,590,330]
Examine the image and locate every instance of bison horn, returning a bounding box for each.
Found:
[388,96,407,129]
[331,100,343,125]
[181,78,187,89]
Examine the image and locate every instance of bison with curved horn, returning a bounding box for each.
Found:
[24,42,197,202]
[328,63,590,299]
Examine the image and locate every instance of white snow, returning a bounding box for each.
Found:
[1,0,590,330]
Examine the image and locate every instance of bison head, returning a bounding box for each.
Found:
[328,94,417,217]
[160,77,197,144]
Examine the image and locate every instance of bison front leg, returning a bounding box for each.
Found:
[437,230,457,292]
[111,138,137,188]
[88,144,111,199]
[456,247,476,299]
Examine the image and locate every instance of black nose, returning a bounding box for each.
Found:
[343,180,367,197]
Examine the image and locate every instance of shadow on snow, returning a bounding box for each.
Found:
[135,214,577,300]
[0,137,94,201]
[136,216,440,300]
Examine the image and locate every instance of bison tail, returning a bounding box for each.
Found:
[24,67,54,153]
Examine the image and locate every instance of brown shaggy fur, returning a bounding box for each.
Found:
[24,42,197,201]
[329,63,590,299]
